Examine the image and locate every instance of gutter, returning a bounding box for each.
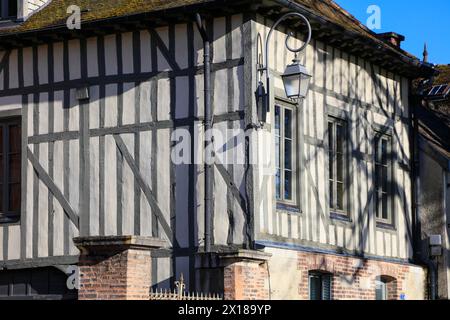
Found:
[195,14,213,253]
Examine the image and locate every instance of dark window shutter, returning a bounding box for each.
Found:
[322,274,332,300]
[309,275,321,300]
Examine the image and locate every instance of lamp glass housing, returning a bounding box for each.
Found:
[281,61,312,100]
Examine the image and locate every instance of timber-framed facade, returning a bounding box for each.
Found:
[0,0,437,300]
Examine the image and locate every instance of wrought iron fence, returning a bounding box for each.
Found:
[149,274,222,300]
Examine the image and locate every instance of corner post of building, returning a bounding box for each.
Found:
[74,236,166,300]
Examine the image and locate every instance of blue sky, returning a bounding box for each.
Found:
[335,0,450,65]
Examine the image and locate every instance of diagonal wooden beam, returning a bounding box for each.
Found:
[27,148,80,229]
[0,50,11,75]
[214,162,247,215]
[113,134,177,247]
[149,29,181,72]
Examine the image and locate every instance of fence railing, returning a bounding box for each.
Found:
[149,274,222,300]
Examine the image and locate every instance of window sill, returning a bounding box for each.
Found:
[276,203,301,215]
[376,221,396,232]
[0,214,20,225]
[330,212,352,223]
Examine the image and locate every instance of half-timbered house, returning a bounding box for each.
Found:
[0,0,436,300]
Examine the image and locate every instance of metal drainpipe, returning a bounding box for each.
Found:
[196,13,213,253]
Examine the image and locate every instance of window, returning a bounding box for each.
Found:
[375,276,397,300]
[0,117,21,223]
[275,104,296,204]
[375,279,387,300]
[374,133,392,224]
[309,271,332,300]
[0,0,17,20]
[328,118,347,214]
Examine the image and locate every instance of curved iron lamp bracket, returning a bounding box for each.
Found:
[257,12,312,86]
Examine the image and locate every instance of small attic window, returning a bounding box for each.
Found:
[0,0,17,20]
[428,85,447,95]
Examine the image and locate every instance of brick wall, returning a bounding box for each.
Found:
[223,260,270,300]
[297,251,421,300]
[78,248,152,300]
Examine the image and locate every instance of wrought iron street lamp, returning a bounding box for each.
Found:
[256,12,312,122]
[281,59,312,100]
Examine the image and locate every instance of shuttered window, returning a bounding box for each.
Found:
[0,118,21,223]
[374,132,392,224]
[309,271,332,300]
[275,104,296,204]
[328,118,347,214]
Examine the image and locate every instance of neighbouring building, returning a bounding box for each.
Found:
[0,0,437,300]
[414,63,450,299]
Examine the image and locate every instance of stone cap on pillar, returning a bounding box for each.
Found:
[74,235,167,254]
[219,249,272,265]
[196,249,272,268]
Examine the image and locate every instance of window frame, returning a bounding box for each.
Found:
[327,116,349,217]
[274,101,298,207]
[373,130,394,226]
[0,116,21,224]
[308,271,332,300]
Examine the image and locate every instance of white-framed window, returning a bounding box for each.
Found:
[0,0,17,20]
[327,117,348,215]
[374,132,393,225]
[275,103,297,205]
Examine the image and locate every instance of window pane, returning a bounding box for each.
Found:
[9,183,20,213]
[0,184,2,212]
[375,137,380,163]
[328,122,333,151]
[275,169,281,200]
[336,124,344,154]
[337,182,344,211]
[275,137,281,168]
[329,152,334,178]
[275,106,281,136]
[375,192,380,218]
[9,154,20,184]
[381,139,388,165]
[0,155,2,183]
[382,193,388,220]
[382,166,388,191]
[284,139,292,170]
[375,165,382,189]
[284,170,292,200]
[8,0,17,17]
[337,153,343,182]
[284,109,292,139]
[9,125,21,153]
[329,180,334,208]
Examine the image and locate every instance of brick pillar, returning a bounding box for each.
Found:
[74,236,165,300]
[220,250,271,300]
[195,250,272,300]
